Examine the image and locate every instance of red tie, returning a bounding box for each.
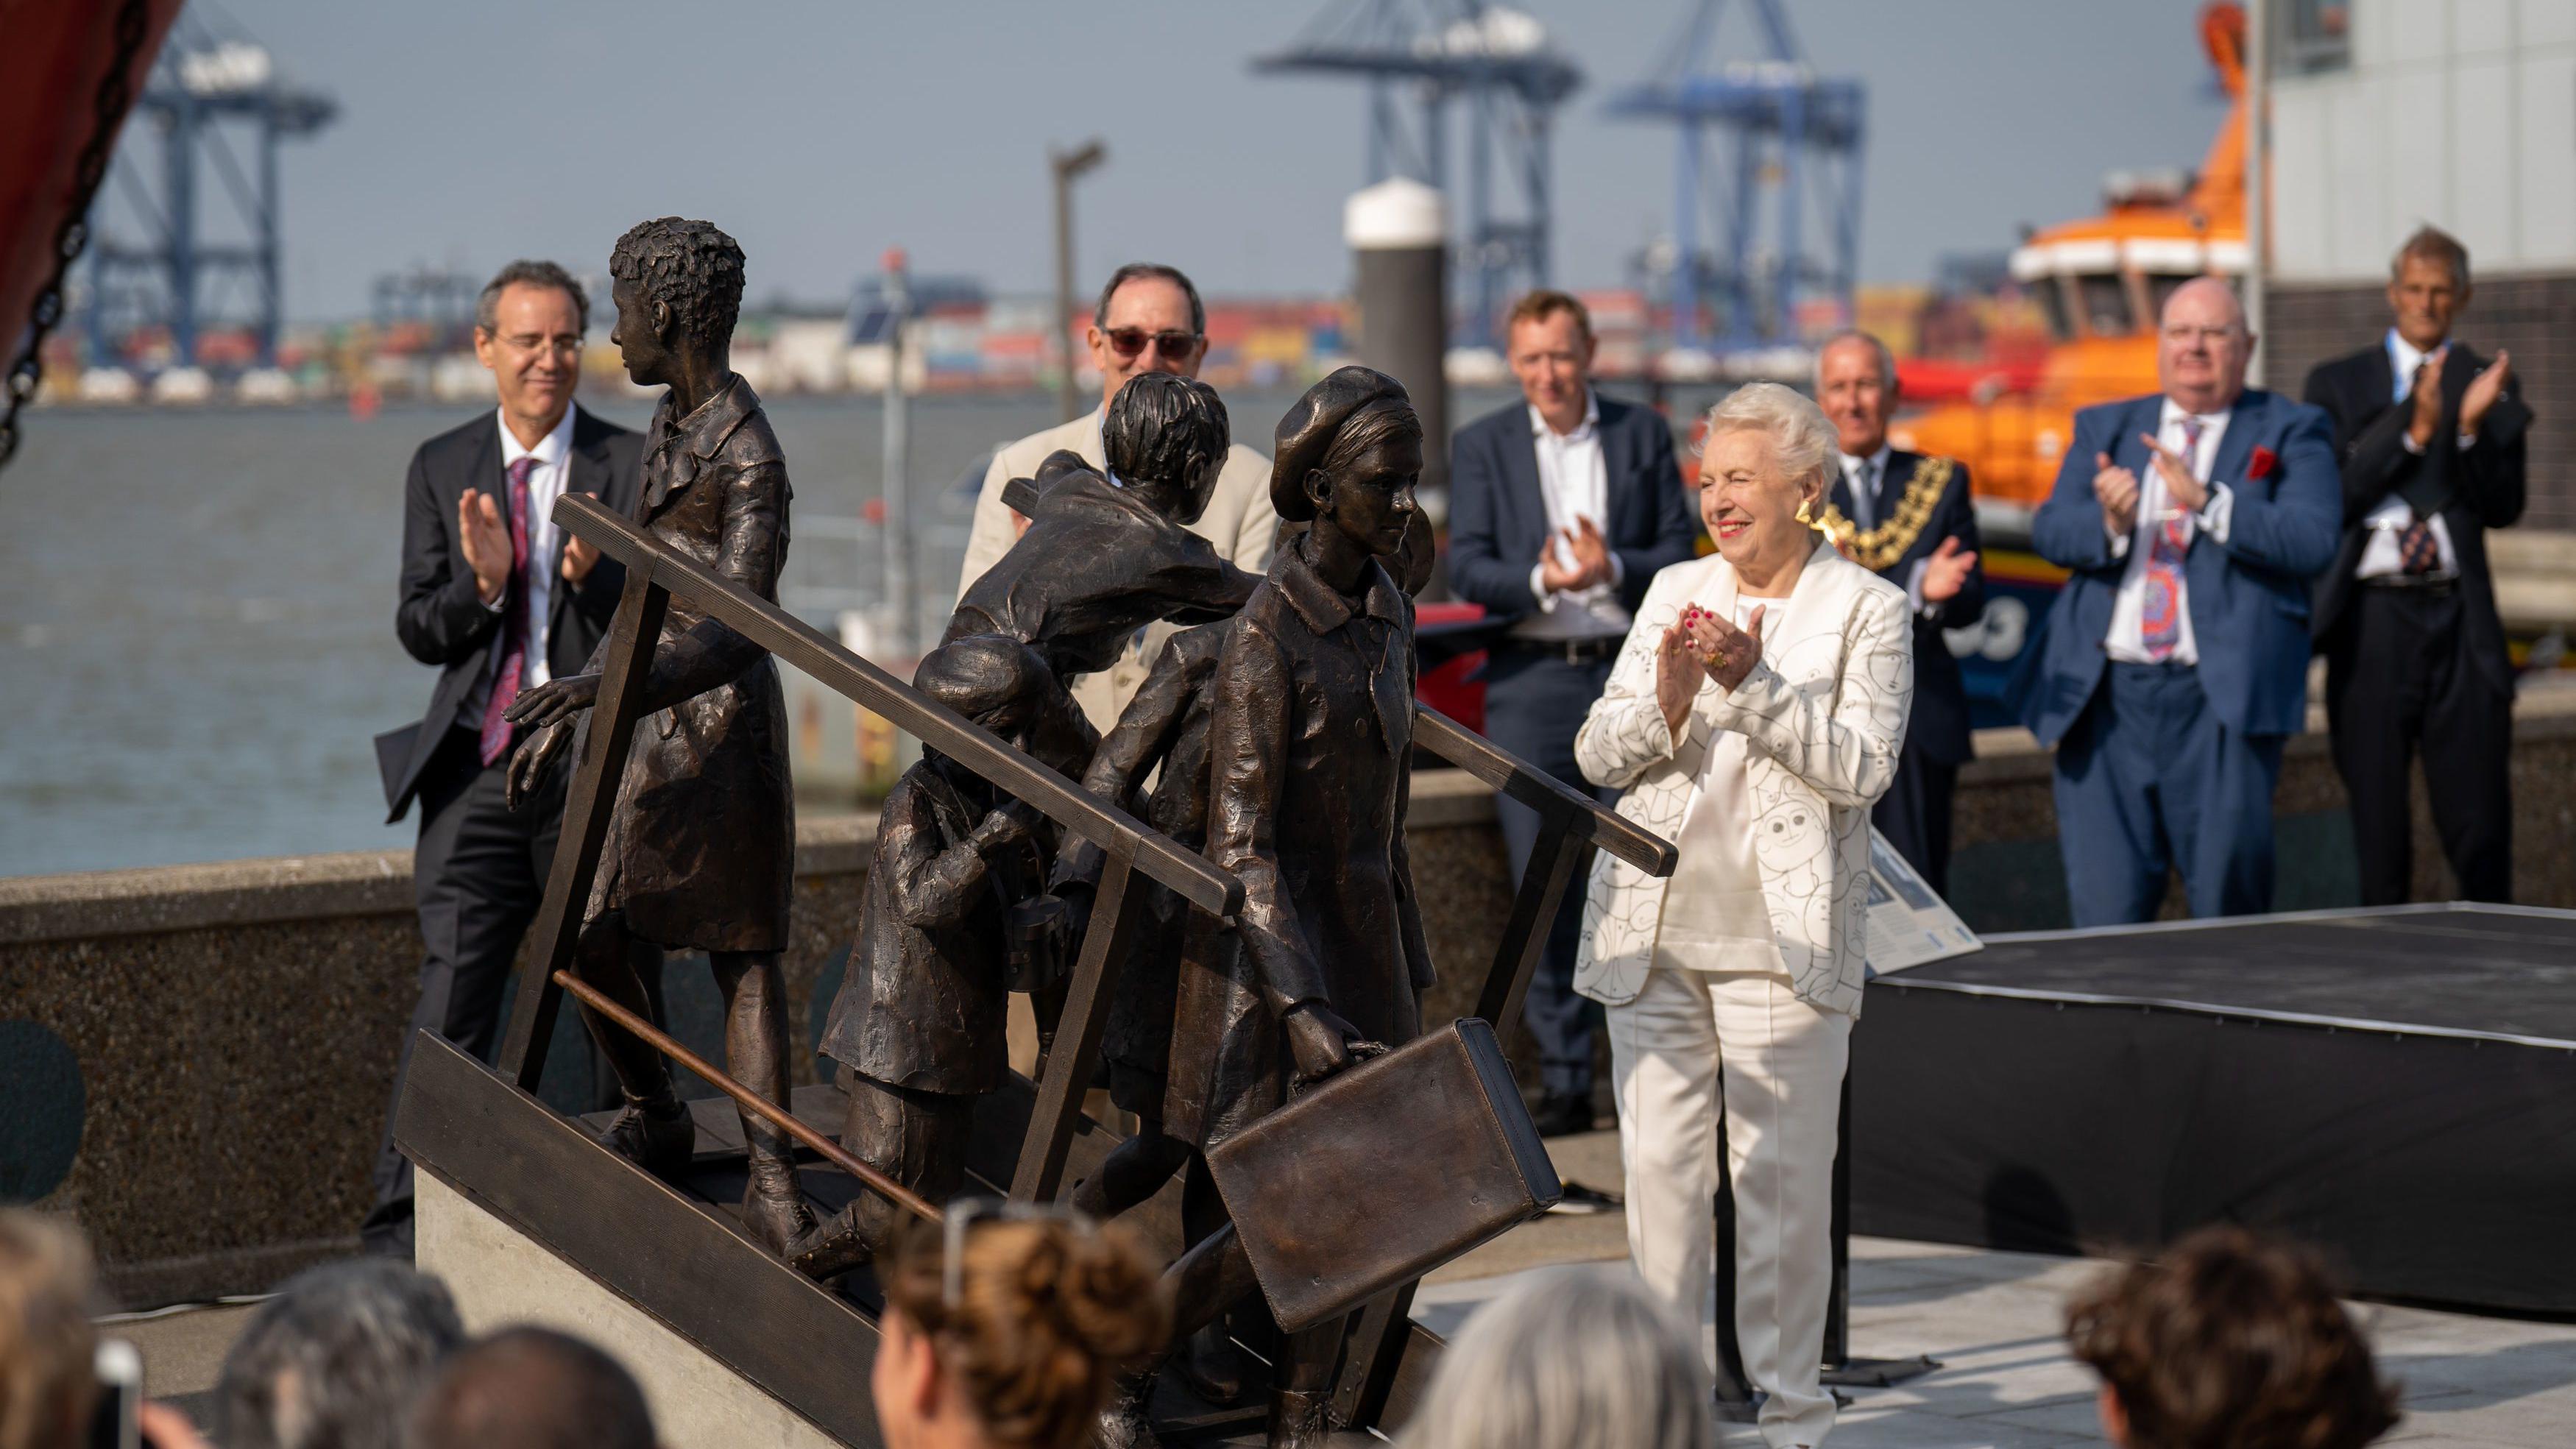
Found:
[2398,514,2441,575]
[2140,417,2201,662]
[478,456,537,767]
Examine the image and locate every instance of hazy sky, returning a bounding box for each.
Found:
[128,0,2229,321]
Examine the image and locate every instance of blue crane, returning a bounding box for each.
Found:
[83,8,335,372]
[1255,1,1580,347]
[1606,0,1864,352]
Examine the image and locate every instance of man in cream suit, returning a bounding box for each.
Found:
[1577,383,1911,1449]
[956,261,1278,730]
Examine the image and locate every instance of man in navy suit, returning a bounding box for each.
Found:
[1449,289,1700,1134]
[1816,330,1984,893]
[2026,277,2340,925]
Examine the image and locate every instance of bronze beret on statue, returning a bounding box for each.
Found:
[1270,365,1412,522]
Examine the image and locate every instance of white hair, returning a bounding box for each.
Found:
[1399,1268,1713,1449]
[1704,381,1836,496]
[1813,328,1897,392]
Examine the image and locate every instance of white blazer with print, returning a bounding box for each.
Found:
[1571,542,1914,1017]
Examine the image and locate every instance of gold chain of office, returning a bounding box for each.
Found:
[1808,456,1954,570]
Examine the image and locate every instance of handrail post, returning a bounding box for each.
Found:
[498,565,669,1091]
[1010,842,1144,1202]
[1475,823,1593,1035]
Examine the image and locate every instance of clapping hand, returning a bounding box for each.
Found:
[2407,345,2451,447]
[1656,615,1710,740]
[1922,535,1978,603]
[1540,517,1616,594]
[2138,432,2208,513]
[1684,602,1766,692]
[457,489,512,604]
[2462,349,2513,435]
[2092,453,2140,536]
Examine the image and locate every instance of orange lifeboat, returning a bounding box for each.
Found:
[1891,1,2250,543]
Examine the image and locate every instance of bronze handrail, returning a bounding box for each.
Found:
[553,493,1241,916]
[552,970,944,1225]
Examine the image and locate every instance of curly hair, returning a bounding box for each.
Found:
[608,216,746,351]
[879,1212,1170,1449]
[1103,372,1229,497]
[2066,1225,2400,1449]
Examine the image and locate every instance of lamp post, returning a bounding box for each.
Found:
[1050,138,1105,422]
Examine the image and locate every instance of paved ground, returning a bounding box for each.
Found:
[105,1127,2576,1447]
[1412,1130,2576,1449]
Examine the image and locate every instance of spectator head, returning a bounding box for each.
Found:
[1698,381,1836,575]
[872,1204,1169,1449]
[1088,263,1207,405]
[2067,1225,2399,1449]
[1814,329,1900,458]
[0,1210,98,1449]
[214,1258,464,1449]
[607,217,747,385]
[1401,1267,1712,1449]
[2387,226,2472,351]
[1504,290,1597,431]
[406,1327,654,1449]
[2156,276,2253,417]
[1102,372,1231,527]
[473,261,587,440]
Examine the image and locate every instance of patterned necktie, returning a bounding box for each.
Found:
[2140,417,2201,662]
[478,455,537,767]
[2398,514,2441,575]
[1850,457,1878,531]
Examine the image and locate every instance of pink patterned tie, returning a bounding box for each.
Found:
[477,456,537,766]
[2139,417,2201,662]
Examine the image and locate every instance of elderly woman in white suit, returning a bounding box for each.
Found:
[1574,382,1912,1449]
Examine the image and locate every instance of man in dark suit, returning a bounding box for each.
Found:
[362,260,652,1255]
[2302,226,2527,905]
[2027,277,2341,925]
[1814,330,1984,893]
[1449,289,1700,1135]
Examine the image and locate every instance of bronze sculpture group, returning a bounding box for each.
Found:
[516,216,1448,1449]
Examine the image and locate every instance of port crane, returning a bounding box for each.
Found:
[1256,1,1580,346]
[82,7,335,372]
[1607,0,1864,352]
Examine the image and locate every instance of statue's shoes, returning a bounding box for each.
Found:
[1172,1322,1248,1407]
[740,1173,815,1256]
[1093,1370,1159,1449]
[785,1208,876,1280]
[601,1100,695,1182]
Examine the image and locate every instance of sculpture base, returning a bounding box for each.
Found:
[417,1172,843,1449]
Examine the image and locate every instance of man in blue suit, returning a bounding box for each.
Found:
[2026,277,2340,925]
[1450,288,1701,1134]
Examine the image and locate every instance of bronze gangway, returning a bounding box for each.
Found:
[394,491,1674,1445]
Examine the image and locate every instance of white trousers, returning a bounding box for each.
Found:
[1609,957,1853,1449]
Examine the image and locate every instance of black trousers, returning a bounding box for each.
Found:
[1871,749,1958,897]
[2324,585,2513,907]
[1481,648,1616,1100]
[361,726,660,1254]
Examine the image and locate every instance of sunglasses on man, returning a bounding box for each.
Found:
[1101,327,1203,359]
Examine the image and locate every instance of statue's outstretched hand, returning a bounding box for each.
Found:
[504,673,603,731]
[504,719,572,811]
[1284,1002,1383,1091]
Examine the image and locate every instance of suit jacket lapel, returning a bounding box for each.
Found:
[2209,392,2262,494]
[2367,346,2397,409]
[1599,408,1634,537]
[1502,417,1547,548]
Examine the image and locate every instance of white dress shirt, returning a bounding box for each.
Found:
[1516,390,1631,641]
[2103,399,2237,666]
[2356,328,2463,580]
[459,406,576,731]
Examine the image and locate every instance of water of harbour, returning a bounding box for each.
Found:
[0,392,1217,878]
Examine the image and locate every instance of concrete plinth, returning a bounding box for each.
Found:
[414,1173,850,1449]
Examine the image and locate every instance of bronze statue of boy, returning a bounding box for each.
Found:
[503,216,809,1251]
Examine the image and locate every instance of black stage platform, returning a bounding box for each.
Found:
[1850,904,2576,1316]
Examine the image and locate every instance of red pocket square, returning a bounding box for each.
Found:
[2246,445,2277,480]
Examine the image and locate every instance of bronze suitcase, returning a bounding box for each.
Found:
[1206,1017,1563,1332]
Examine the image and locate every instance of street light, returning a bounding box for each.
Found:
[1051,138,1106,422]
